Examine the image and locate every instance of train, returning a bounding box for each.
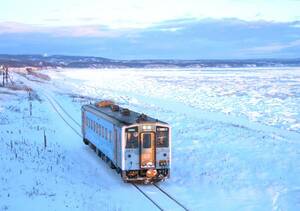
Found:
[81,100,171,183]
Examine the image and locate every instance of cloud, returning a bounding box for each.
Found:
[159,27,184,32]
[0,22,36,34]
[242,40,300,54]
[0,22,125,38]
[0,18,300,59]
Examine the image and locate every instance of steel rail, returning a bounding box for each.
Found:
[153,184,189,211]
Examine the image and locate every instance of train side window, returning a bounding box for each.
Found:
[114,130,117,142]
[102,126,104,138]
[105,128,108,140]
[109,131,112,142]
[126,127,138,148]
[156,127,169,147]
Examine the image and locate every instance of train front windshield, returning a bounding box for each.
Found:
[156,127,169,147]
[126,127,138,148]
[125,126,169,148]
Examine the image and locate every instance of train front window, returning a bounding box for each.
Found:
[143,133,152,148]
[156,127,169,147]
[126,127,138,148]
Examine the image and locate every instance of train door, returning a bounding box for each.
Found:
[140,132,155,169]
[81,111,86,136]
[114,127,118,165]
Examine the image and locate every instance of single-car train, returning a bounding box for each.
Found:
[81,100,171,183]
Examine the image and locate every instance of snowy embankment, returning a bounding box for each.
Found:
[0,72,155,211]
[1,67,300,210]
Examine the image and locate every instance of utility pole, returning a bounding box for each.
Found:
[1,66,4,87]
[5,66,8,85]
[28,90,33,116]
[0,66,9,87]
[44,130,47,149]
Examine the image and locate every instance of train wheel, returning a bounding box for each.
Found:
[83,138,89,145]
[109,161,116,169]
[89,142,95,151]
[96,148,100,156]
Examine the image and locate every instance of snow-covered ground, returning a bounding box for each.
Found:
[1,67,300,210]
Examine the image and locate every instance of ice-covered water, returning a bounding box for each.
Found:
[1,67,300,210]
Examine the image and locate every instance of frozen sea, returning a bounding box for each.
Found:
[1,67,300,210]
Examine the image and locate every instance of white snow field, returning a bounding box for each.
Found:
[1,67,300,210]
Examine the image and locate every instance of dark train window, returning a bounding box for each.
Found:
[102,126,104,138]
[143,133,152,148]
[126,127,138,148]
[156,127,169,147]
[105,128,108,140]
[97,124,100,135]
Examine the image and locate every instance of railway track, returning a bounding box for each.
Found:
[44,95,82,138]
[44,93,189,211]
[133,183,189,211]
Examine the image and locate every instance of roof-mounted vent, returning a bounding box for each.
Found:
[111,104,120,112]
[121,108,130,116]
[136,113,148,123]
[96,100,114,108]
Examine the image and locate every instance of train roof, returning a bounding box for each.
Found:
[82,103,167,126]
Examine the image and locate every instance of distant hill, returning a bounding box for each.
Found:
[1,54,300,68]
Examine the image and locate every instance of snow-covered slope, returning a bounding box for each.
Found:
[1,67,300,210]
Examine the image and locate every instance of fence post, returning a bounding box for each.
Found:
[44,130,47,149]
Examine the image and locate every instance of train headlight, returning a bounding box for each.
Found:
[146,169,157,178]
[127,170,138,178]
[142,125,152,130]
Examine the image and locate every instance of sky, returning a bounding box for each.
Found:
[0,0,300,59]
